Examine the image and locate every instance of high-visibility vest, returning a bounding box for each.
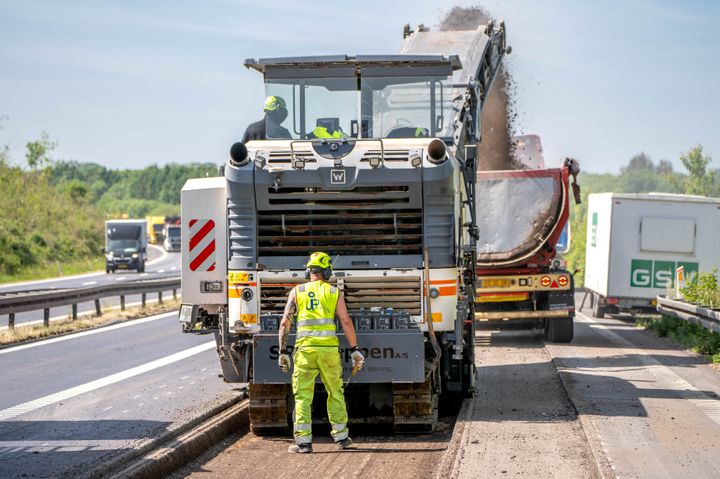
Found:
[294,280,339,347]
[311,126,344,139]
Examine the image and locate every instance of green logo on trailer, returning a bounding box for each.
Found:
[590,212,598,247]
[630,259,699,288]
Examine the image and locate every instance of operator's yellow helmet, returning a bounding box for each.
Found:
[264,95,286,112]
[306,252,332,269]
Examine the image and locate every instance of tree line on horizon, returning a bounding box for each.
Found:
[0,129,717,279]
[0,130,216,276]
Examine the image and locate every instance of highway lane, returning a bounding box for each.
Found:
[0,246,182,328]
[0,310,239,479]
[542,292,720,478]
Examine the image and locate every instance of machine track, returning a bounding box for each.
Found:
[248,381,440,435]
[248,383,291,435]
[392,379,438,433]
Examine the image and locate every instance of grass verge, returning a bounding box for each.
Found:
[636,315,720,364]
[0,298,181,346]
[0,257,105,284]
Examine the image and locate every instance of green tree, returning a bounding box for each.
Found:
[25,131,57,170]
[679,145,715,196]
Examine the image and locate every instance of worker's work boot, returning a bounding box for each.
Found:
[288,443,313,454]
[336,437,354,450]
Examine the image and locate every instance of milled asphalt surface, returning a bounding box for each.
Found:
[0,246,181,328]
[0,310,239,479]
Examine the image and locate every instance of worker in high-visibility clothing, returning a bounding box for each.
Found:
[278,252,365,454]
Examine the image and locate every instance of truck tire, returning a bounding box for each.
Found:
[547,317,573,343]
[592,293,606,318]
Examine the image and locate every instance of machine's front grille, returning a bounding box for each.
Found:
[259,276,422,316]
[257,187,423,257]
[267,150,316,164]
[360,149,411,162]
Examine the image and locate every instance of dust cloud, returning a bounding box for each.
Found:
[440,6,516,171]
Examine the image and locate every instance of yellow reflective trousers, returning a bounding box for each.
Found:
[291,345,349,444]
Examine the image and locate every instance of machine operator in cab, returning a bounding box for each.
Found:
[241,95,291,142]
[277,252,365,454]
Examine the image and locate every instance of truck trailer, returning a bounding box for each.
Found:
[584,192,720,317]
[179,22,509,433]
[473,159,581,342]
[105,219,147,273]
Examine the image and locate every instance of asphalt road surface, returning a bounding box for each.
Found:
[2,290,720,478]
[0,310,239,479]
[0,245,182,328]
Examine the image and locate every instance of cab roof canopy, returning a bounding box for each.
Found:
[243,54,462,78]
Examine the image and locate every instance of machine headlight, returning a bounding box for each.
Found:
[132,253,139,259]
[105,252,113,260]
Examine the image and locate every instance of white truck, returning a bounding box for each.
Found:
[584,192,720,317]
[163,224,181,252]
[104,219,148,273]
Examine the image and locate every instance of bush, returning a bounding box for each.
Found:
[681,270,720,307]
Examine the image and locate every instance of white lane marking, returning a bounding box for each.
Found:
[0,311,176,355]
[577,312,720,427]
[102,406,113,411]
[132,394,141,399]
[170,267,177,271]
[146,244,169,266]
[82,281,97,286]
[115,277,127,281]
[158,269,165,273]
[0,341,215,421]
[0,271,104,290]
[139,273,148,277]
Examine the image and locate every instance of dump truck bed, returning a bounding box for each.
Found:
[475,167,569,268]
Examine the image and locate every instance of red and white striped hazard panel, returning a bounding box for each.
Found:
[188,219,216,271]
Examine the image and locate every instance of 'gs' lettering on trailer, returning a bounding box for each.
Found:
[630,259,698,289]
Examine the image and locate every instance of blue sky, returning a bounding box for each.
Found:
[1,0,718,173]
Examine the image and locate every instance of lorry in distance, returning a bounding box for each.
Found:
[146,215,165,244]
[163,223,181,252]
[584,192,720,317]
[105,219,147,273]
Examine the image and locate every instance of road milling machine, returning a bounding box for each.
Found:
[179,22,509,433]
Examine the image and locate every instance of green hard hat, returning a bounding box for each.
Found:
[264,95,286,112]
[306,252,332,269]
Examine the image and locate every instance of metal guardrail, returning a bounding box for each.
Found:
[0,276,181,330]
[656,295,720,334]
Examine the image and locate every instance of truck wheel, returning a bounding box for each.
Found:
[547,317,574,343]
[106,268,110,274]
[592,293,606,318]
